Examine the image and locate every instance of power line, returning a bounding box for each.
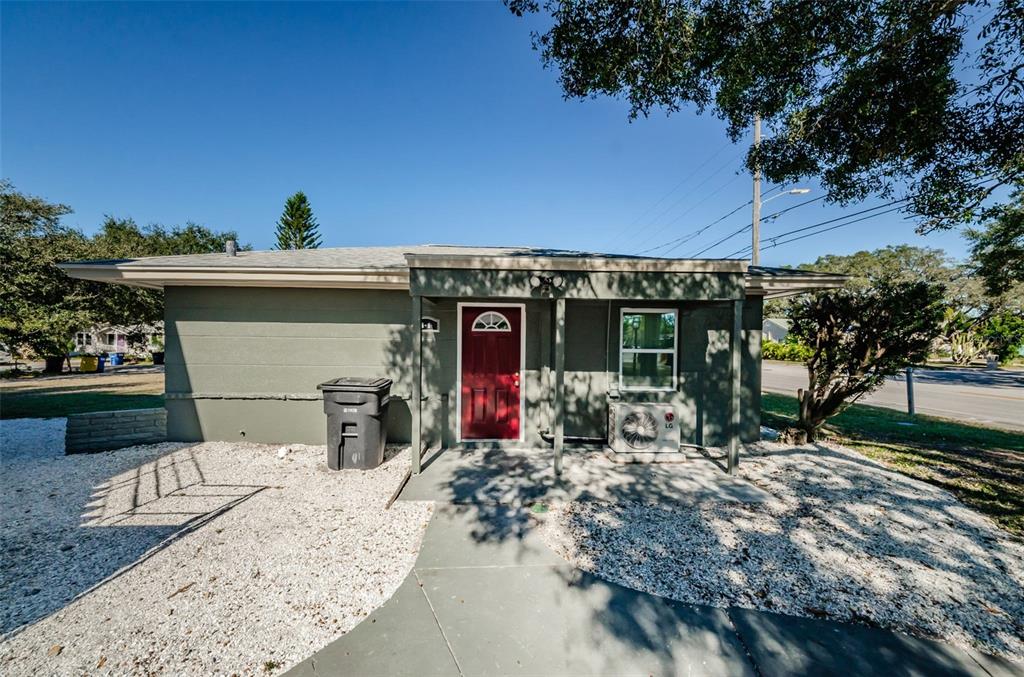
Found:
[758,206,907,253]
[724,199,909,257]
[604,142,734,250]
[632,183,793,257]
[726,173,1003,258]
[753,205,905,254]
[632,164,744,242]
[613,150,744,251]
[685,195,827,258]
[632,199,751,255]
[656,173,747,234]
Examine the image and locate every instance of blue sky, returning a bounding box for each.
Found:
[2,1,970,266]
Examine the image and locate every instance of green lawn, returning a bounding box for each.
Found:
[1,370,165,419]
[762,392,1024,538]
[0,391,165,419]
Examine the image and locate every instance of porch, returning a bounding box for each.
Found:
[400,447,771,505]
[405,252,759,477]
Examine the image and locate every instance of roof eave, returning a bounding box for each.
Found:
[745,272,849,299]
[57,262,411,290]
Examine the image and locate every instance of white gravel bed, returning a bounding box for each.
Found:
[1,418,432,675]
[540,441,1024,662]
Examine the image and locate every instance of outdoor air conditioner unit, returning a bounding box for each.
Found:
[608,402,680,454]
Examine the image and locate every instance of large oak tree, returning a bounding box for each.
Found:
[507,0,1023,237]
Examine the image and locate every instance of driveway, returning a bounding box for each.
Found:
[762,361,1024,431]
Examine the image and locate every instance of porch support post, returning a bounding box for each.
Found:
[411,294,423,475]
[553,296,566,476]
[728,298,743,475]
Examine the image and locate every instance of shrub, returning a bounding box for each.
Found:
[790,280,945,440]
[762,338,814,362]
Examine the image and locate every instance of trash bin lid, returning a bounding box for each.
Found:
[317,376,393,392]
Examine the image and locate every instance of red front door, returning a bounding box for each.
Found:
[461,306,522,440]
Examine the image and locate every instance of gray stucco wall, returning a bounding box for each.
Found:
[165,286,417,445]
[563,298,762,446]
[164,286,762,448]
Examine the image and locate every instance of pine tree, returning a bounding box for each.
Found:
[274,191,322,250]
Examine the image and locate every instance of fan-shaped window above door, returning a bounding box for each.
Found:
[472,311,512,332]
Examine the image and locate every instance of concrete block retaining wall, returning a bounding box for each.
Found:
[65,408,167,454]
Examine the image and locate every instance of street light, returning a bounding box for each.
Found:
[752,186,811,265]
[762,188,811,204]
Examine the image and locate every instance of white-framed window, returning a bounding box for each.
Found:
[106,333,116,345]
[76,332,92,346]
[619,308,678,392]
[472,311,512,332]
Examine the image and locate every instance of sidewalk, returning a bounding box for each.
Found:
[287,503,1017,676]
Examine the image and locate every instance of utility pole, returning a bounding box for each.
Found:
[751,114,762,266]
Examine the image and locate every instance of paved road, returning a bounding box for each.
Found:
[762,361,1024,432]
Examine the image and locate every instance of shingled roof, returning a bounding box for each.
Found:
[65,245,647,270]
[59,243,845,296]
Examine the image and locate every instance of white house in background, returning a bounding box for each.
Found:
[762,317,791,343]
[74,323,163,355]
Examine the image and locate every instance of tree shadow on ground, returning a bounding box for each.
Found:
[441,442,1024,664]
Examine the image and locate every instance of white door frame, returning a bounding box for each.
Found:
[456,302,527,444]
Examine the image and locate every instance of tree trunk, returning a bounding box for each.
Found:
[797,387,825,442]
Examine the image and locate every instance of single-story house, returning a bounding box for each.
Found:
[762,317,791,343]
[60,245,843,473]
[73,323,163,355]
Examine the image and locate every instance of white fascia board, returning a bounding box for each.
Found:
[745,273,848,298]
[57,263,411,290]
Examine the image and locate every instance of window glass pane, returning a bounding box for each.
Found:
[621,351,674,389]
[622,312,675,349]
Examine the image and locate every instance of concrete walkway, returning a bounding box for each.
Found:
[399,447,771,506]
[287,501,1018,676]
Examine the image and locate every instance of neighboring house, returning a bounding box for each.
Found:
[74,324,164,355]
[762,317,791,343]
[60,245,843,472]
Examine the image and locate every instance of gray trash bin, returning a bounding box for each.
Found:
[317,377,393,470]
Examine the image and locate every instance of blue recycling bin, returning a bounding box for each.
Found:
[108,353,125,366]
